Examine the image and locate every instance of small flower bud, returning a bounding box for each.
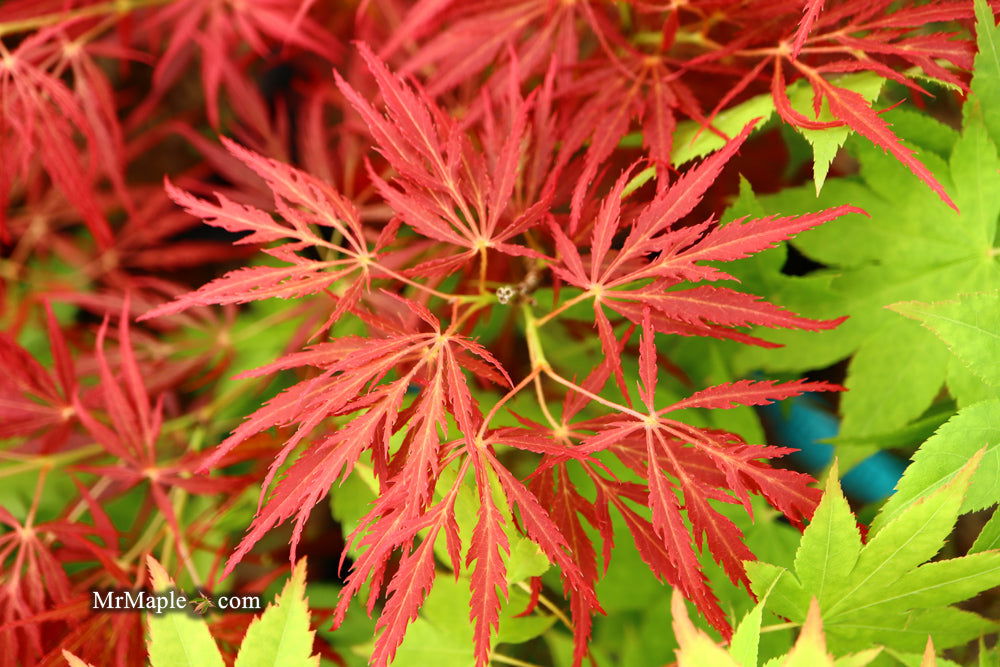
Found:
[496,285,515,304]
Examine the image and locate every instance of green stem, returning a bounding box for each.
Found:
[522,305,549,370]
[491,654,545,667]
[760,621,799,634]
[0,443,103,478]
[545,367,647,421]
[515,581,574,633]
[534,290,592,328]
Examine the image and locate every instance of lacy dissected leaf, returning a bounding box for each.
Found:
[0,27,115,247]
[803,73,956,210]
[393,0,596,97]
[74,301,234,562]
[142,140,378,321]
[747,453,1000,655]
[0,302,76,447]
[761,1,973,209]
[549,122,855,364]
[136,0,339,126]
[524,223,840,653]
[0,472,119,667]
[734,96,1000,463]
[394,0,973,207]
[207,300,502,569]
[335,43,547,274]
[194,294,594,666]
[791,0,826,59]
[544,312,834,641]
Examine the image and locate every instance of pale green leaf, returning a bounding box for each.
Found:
[752,456,997,654]
[978,637,1000,667]
[839,316,949,441]
[855,552,1000,615]
[728,101,1000,447]
[833,606,996,653]
[506,537,549,583]
[393,576,474,667]
[832,649,882,667]
[831,453,984,619]
[672,93,774,165]
[234,559,318,667]
[782,600,833,667]
[973,0,1000,145]
[786,73,884,193]
[146,557,225,667]
[746,562,808,621]
[947,358,997,408]
[886,650,962,667]
[672,591,741,667]
[495,588,555,644]
[872,401,1000,533]
[793,463,861,609]
[824,405,954,450]
[891,293,1000,388]
[729,596,765,667]
[949,112,1000,250]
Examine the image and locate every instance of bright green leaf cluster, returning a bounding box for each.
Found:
[746,455,1000,656]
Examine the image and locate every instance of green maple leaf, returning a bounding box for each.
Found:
[729,77,1000,466]
[235,559,319,667]
[746,455,1000,656]
[868,399,1000,535]
[868,291,1000,542]
[146,557,225,667]
[786,73,885,194]
[891,292,1000,390]
[146,558,320,667]
[973,0,1000,147]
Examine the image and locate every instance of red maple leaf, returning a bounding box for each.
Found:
[548,122,858,382]
[335,43,551,281]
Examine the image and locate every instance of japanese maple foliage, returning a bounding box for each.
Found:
[0,1,983,666]
[140,47,851,665]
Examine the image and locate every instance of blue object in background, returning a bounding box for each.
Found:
[840,452,909,504]
[758,392,907,505]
